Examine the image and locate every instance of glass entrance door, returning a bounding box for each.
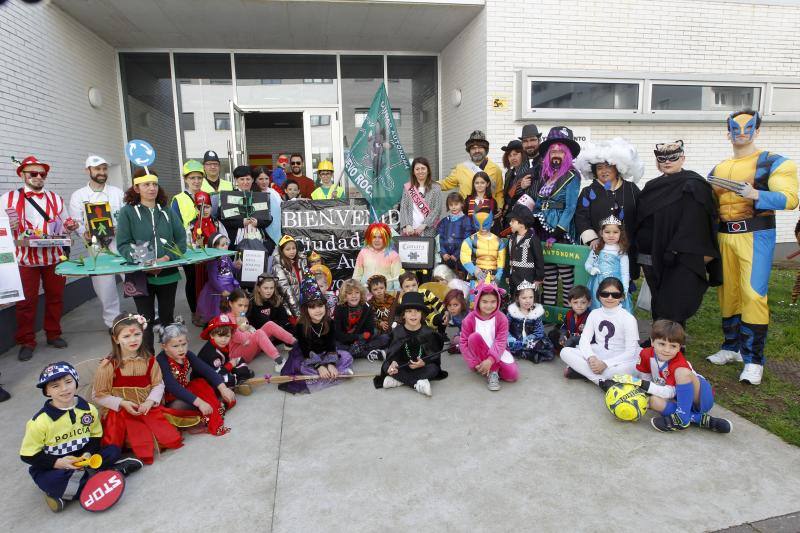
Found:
[229,101,248,168]
[303,109,342,186]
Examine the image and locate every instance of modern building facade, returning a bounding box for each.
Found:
[1,0,799,244]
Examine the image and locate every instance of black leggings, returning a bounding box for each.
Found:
[133,282,178,351]
[381,360,441,386]
[183,265,196,314]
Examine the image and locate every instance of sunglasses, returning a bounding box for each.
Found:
[25,171,48,178]
[290,161,302,166]
[598,291,623,299]
[655,153,682,163]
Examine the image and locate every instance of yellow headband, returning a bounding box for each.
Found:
[133,174,158,186]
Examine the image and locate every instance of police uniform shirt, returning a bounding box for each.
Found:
[20,396,102,470]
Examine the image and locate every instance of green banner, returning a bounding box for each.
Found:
[343,83,410,220]
[540,243,591,324]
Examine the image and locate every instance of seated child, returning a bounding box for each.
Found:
[460,280,519,391]
[559,277,639,384]
[367,274,395,337]
[92,313,183,465]
[353,222,404,292]
[311,264,338,318]
[601,320,732,433]
[548,285,591,353]
[155,321,236,436]
[197,314,255,395]
[394,271,446,335]
[460,208,507,286]
[507,204,545,296]
[506,281,554,363]
[279,274,354,394]
[197,232,240,323]
[222,288,297,370]
[334,279,391,362]
[443,288,468,354]
[375,292,447,397]
[438,192,473,276]
[248,274,292,332]
[20,362,143,513]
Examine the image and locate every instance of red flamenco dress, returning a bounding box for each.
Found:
[160,356,232,436]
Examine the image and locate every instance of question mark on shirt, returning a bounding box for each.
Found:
[598,320,615,350]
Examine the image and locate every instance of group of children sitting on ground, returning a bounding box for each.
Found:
[19,210,732,514]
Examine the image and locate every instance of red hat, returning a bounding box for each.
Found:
[200,314,235,340]
[16,155,50,177]
[194,191,212,206]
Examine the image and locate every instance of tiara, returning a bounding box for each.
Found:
[111,313,148,331]
[599,214,623,227]
[516,281,538,293]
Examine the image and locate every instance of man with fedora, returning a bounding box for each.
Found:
[2,155,78,361]
[440,130,505,209]
[519,123,543,186]
[68,155,125,328]
[200,150,233,194]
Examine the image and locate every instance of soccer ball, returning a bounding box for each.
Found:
[605,383,648,422]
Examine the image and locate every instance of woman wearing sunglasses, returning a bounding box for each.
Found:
[559,277,640,385]
[634,141,721,330]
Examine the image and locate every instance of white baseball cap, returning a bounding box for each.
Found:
[85,155,108,168]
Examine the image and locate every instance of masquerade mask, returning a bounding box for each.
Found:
[654,140,684,162]
[727,113,759,144]
[656,153,682,163]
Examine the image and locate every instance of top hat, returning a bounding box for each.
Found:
[538,126,581,158]
[397,291,427,314]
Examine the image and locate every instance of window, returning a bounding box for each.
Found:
[310,115,331,127]
[181,112,195,131]
[303,78,333,84]
[235,54,338,106]
[354,108,401,127]
[651,84,760,111]
[214,112,230,131]
[771,87,800,112]
[531,80,639,110]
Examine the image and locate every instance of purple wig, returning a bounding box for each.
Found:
[541,142,574,181]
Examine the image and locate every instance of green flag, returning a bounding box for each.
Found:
[343,83,410,220]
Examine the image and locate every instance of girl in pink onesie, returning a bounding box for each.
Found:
[222,288,296,372]
[459,281,519,391]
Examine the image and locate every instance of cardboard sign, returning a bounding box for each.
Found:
[80,470,126,512]
[0,216,23,304]
[219,191,272,224]
[240,249,266,283]
[84,202,114,246]
[396,236,436,269]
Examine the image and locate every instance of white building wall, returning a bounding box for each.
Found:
[0,2,124,198]
[440,9,488,177]
[483,0,800,242]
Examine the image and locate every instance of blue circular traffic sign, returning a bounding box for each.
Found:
[125,139,156,167]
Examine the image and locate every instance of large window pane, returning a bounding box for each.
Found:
[235,54,337,106]
[652,84,760,111]
[174,53,233,179]
[771,87,800,112]
[119,53,181,196]
[387,56,438,176]
[531,81,639,110]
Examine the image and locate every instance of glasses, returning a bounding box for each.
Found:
[290,161,302,166]
[655,153,682,163]
[598,291,623,299]
[25,171,47,178]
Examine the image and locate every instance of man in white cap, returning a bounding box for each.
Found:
[68,155,124,328]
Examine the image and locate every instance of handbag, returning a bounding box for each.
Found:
[122,271,148,298]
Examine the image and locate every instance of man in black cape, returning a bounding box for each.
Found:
[635,141,722,326]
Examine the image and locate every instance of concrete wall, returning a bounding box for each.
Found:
[482,0,800,242]
[440,9,488,176]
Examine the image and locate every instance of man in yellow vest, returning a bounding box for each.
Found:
[440,130,504,209]
[311,160,345,200]
[200,150,233,194]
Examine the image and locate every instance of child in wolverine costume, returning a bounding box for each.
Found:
[460,208,507,288]
[705,110,798,385]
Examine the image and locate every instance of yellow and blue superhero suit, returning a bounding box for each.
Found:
[709,113,798,365]
[460,210,507,289]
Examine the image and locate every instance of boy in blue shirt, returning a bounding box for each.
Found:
[437,192,473,277]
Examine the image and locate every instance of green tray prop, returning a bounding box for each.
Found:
[540,243,591,324]
[56,248,235,277]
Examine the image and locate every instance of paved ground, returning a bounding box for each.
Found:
[1,289,800,533]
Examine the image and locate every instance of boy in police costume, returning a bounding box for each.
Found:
[20,362,142,512]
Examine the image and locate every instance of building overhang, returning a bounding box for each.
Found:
[53,0,484,52]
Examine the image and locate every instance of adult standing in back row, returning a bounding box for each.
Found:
[440,131,505,210]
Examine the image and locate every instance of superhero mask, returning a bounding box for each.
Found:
[727,112,759,145]
[473,210,494,232]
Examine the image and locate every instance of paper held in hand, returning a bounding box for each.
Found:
[240,249,266,283]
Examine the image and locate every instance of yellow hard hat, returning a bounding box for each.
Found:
[317,160,334,173]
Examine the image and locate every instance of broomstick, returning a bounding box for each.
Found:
[245,372,375,387]
[787,249,800,260]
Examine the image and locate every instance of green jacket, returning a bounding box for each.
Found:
[116,203,187,285]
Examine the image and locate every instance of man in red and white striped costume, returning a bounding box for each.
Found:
[2,156,78,361]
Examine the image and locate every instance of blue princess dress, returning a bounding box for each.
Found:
[585,243,632,312]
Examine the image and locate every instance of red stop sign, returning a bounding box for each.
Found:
[80,470,126,512]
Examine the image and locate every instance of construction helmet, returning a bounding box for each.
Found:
[182,160,205,177]
[317,160,334,173]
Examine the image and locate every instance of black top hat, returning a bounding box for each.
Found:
[465,130,490,152]
[203,150,221,163]
[397,291,428,314]
[508,203,536,228]
[538,126,581,158]
[518,124,541,140]
[502,139,524,152]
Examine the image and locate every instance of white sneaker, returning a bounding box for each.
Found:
[383,376,403,388]
[342,368,354,376]
[366,349,386,362]
[273,357,285,373]
[487,371,501,391]
[706,349,743,365]
[739,363,763,385]
[414,379,432,397]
